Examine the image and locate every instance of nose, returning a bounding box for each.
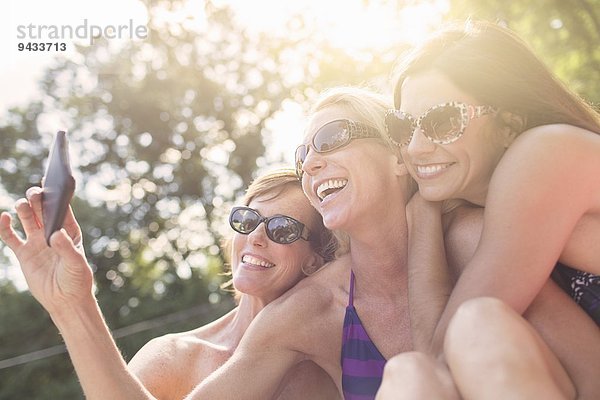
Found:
[406,126,436,157]
[302,147,327,177]
[247,222,268,247]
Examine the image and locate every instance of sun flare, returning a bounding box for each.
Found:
[217,0,449,51]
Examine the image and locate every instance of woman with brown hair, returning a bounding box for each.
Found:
[0,169,340,399]
[381,20,600,399]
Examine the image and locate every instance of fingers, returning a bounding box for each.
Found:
[27,186,82,245]
[15,198,42,234]
[62,206,83,246]
[50,229,86,265]
[0,212,25,251]
[25,186,44,226]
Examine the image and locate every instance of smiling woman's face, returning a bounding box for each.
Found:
[230,186,320,304]
[300,105,404,232]
[398,70,506,205]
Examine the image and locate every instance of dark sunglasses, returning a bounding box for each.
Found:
[229,206,311,245]
[384,101,497,146]
[295,119,381,179]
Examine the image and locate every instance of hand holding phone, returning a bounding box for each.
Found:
[42,131,76,245]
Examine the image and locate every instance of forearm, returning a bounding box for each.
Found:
[50,297,156,400]
[407,206,453,353]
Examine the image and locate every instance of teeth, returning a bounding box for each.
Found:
[316,179,348,201]
[415,164,451,175]
[242,255,275,268]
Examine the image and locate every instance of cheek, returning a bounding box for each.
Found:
[277,247,308,275]
[468,134,504,171]
[230,234,245,266]
[302,180,320,209]
[399,148,410,163]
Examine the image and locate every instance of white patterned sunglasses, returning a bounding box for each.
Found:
[385,102,497,146]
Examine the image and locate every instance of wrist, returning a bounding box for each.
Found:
[49,293,102,332]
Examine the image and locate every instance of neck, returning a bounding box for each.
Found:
[346,205,409,297]
[236,294,270,320]
[217,294,268,349]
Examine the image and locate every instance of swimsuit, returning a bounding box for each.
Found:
[553,263,600,326]
[341,271,387,400]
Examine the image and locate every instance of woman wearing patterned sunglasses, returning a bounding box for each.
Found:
[379,20,600,399]
[0,169,341,400]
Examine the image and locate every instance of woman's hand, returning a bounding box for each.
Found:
[0,187,92,316]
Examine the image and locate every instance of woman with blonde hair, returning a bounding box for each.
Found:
[0,168,340,399]
[2,86,418,399]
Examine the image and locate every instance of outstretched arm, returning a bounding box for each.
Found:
[0,188,157,400]
[0,188,312,400]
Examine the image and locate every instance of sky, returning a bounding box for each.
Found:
[2,0,448,112]
[2,0,149,111]
[1,0,448,288]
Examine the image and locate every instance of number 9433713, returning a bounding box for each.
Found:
[18,42,67,51]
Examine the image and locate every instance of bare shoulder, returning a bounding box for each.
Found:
[504,124,600,168]
[490,124,600,207]
[128,333,191,397]
[129,326,228,399]
[129,332,182,372]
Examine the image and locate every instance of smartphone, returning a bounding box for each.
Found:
[42,131,76,245]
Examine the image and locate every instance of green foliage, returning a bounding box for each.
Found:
[1,0,600,398]
[446,0,600,104]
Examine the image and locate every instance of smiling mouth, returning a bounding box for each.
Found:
[414,163,453,177]
[242,255,275,268]
[316,179,348,201]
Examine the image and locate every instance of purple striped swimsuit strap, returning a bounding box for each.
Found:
[348,270,355,306]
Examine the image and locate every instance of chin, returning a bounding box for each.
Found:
[321,210,347,231]
[418,187,454,202]
[232,276,255,294]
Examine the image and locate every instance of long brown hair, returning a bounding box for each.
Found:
[392,20,600,134]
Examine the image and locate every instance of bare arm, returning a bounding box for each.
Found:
[0,189,157,400]
[405,194,452,351]
[186,327,301,400]
[428,125,600,354]
[185,284,333,399]
[0,188,317,400]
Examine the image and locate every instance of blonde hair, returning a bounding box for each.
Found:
[307,86,418,251]
[309,86,396,149]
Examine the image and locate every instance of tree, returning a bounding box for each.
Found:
[0,0,402,397]
[446,0,600,103]
[3,0,599,398]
